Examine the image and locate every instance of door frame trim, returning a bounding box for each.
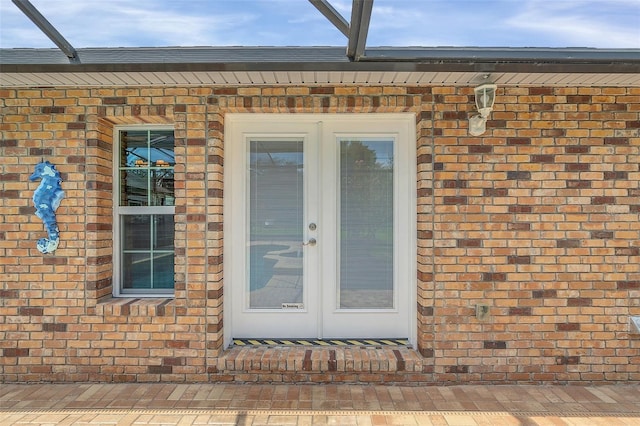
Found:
[223,113,417,348]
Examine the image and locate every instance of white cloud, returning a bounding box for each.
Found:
[1,0,638,48]
[367,1,506,46]
[365,0,639,48]
[3,0,259,47]
[505,0,640,48]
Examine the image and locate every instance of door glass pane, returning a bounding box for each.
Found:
[248,140,304,309]
[339,139,394,309]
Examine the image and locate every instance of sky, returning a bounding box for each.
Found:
[0,0,639,49]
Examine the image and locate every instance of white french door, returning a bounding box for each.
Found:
[224,114,415,344]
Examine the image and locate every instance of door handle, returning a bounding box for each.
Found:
[303,238,317,246]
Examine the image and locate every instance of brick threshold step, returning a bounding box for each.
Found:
[218,345,424,374]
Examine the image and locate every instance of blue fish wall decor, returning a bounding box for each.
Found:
[29,161,65,254]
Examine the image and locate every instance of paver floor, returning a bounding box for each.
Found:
[0,383,638,425]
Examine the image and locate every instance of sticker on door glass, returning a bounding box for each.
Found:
[282,303,304,309]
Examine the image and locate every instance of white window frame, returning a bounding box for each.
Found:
[113,125,175,297]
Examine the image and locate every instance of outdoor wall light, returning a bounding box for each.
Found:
[469,83,497,136]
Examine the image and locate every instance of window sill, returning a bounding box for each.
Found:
[95,297,175,317]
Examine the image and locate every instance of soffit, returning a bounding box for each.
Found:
[2,69,638,88]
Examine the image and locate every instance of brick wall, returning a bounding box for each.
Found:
[0,85,639,383]
[427,86,640,383]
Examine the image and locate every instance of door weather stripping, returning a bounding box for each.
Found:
[12,0,79,63]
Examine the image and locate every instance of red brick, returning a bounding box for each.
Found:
[2,84,640,386]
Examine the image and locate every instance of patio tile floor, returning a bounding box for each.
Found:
[0,383,638,425]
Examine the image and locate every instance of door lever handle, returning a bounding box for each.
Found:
[303,238,317,246]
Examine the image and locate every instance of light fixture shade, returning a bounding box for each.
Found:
[474,83,497,118]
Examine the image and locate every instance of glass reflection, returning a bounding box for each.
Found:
[248,140,304,309]
[121,131,149,168]
[121,170,148,206]
[339,139,394,309]
[149,131,175,166]
[153,252,174,289]
[122,252,151,289]
[151,168,174,206]
[154,215,174,250]
[121,215,174,290]
[122,215,151,250]
[119,130,175,207]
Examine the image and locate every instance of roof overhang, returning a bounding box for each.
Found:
[3,0,639,88]
[1,46,639,87]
